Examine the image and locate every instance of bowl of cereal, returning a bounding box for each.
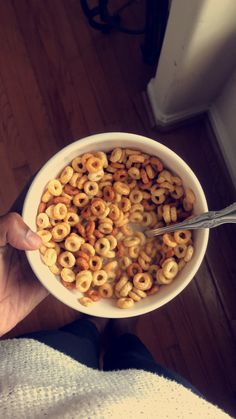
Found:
[23,133,209,318]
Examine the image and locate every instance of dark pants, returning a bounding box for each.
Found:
[21,318,201,396]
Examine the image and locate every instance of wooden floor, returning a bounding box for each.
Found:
[0,1,236,415]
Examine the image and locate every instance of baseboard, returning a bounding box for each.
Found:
[208,106,236,189]
[147,78,209,128]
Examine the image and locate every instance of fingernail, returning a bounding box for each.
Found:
[25,229,41,248]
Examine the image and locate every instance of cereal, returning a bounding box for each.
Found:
[37,147,195,309]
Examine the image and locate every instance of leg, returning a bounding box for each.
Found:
[103,320,202,396]
[19,318,100,368]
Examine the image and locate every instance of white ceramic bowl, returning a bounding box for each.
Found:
[23,133,209,318]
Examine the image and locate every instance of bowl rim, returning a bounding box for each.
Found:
[23,132,209,317]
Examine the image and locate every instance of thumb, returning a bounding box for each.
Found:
[0,212,42,250]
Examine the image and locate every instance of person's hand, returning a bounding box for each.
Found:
[0,212,48,336]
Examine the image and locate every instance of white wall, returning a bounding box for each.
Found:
[147,0,236,125]
[209,69,236,187]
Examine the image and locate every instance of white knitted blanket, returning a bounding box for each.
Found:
[0,339,231,419]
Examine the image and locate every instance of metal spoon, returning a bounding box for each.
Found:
[145,202,236,238]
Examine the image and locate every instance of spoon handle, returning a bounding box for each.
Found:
[146,202,236,238]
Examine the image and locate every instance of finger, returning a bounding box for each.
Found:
[0,212,42,250]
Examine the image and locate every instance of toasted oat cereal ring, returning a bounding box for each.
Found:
[65,234,83,252]
[61,279,76,289]
[42,190,53,203]
[129,189,143,204]
[105,250,115,259]
[116,242,123,257]
[98,222,113,234]
[76,275,92,292]
[85,220,95,237]
[163,260,178,279]
[88,169,104,182]
[47,179,63,196]
[72,156,87,173]
[171,186,184,199]
[113,169,128,182]
[121,224,133,237]
[85,156,103,173]
[183,198,193,212]
[151,191,166,206]
[184,245,194,262]
[53,203,67,220]
[89,256,103,271]
[127,154,145,168]
[129,211,143,223]
[133,272,152,290]
[170,206,177,223]
[81,243,96,257]
[145,164,156,179]
[84,181,99,196]
[39,244,47,255]
[81,206,92,220]
[63,184,79,196]
[156,268,173,285]
[113,181,130,196]
[103,260,118,273]
[141,212,152,227]
[37,229,52,243]
[142,200,156,211]
[115,275,129,292]
[43,248,57,267]
[110,147,123,163]
[163,233,177,248]
[117,297,134,309]
[76,223,86,238]
[49,264,61,275]
[185,188,196,204]
[61,267,75,283]
[88,236,95,246]
[58,251,75,268]
[134,232,146,246]
[92,270,108,286]
[162,204,171,224]
[75,250,89,261]
[128,167,141,180]
[123,236,140,248]
[127,262,142,277]
[94,151,108,168]
[77,175,88,189]
[95,237,110,256]
[94,229,104,239]
[103,186,115,202]
[147,285,160,296]
[79,297,93,307]
[138,256,150,271]
[76,257,89,270]
[36,213,50,229]
[64,212,80,226]
[130,203,144,214]
[132,288,147,298]
[105,235,117,250]
[128,246,140,259]
[174,244,187,258]
[139,250,151,263]
[111,162,125,169]
[119,197,130,213]
[52,196,71,206]
[149,157,163,172]
[98,283,113,298]
[174,230,191,244]
[52,223,70,241]
[119,281,133,297]
[109,204,120,221]
[178,259,186,272]
[73,193,89,208]
[38,202,46,214]
[128,290,141,302]
[125,148,141,156]
[119,256,131,270]
[140,168,149,184]
[44,240,56,249]
[60,166,74,184]
[69,172,80,187]
[85,289,101,302]
[91,198,106,216]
